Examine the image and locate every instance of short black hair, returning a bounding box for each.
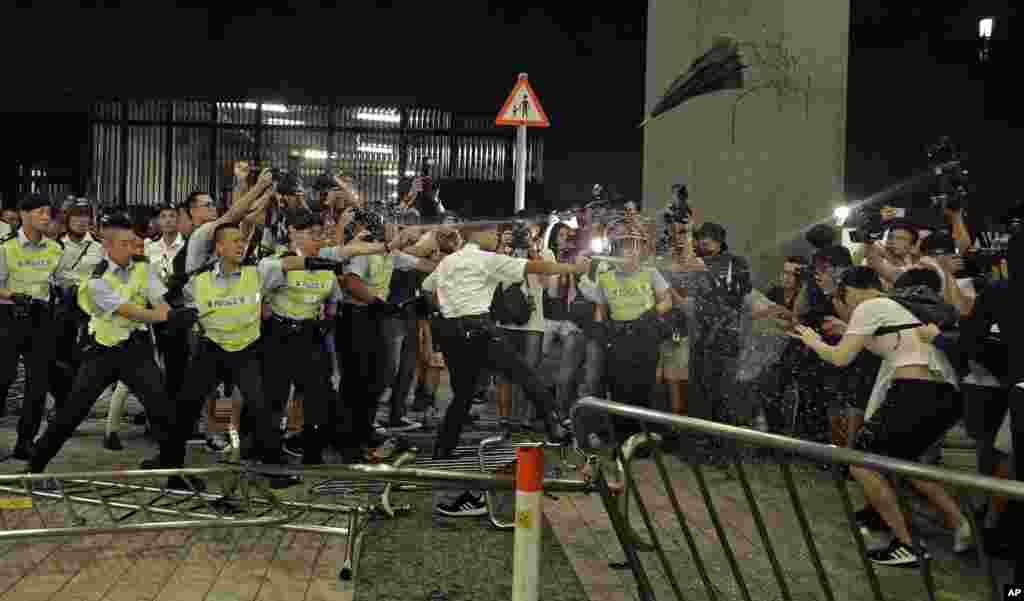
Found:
[213,222,240,243]
[894,268,943,294]
[185,191,212,218]
[839,266,883,292]
[156,204,177,216]
[101,213,134,232]
[784,255,807,265]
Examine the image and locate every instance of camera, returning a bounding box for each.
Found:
[346,207,387,243]
[848,210,885,244]
[667,183,692,225]
[926,137,969,212]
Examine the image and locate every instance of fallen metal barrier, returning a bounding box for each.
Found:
[572,397,1024,601]
[0,451,590,586]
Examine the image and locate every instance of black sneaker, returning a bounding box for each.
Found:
[103,433,123,451]
[436,491,487,517]
[867,540,923,566]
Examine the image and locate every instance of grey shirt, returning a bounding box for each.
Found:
[184,221,218,273]
[589,267,669,306]
[86,256,168,316]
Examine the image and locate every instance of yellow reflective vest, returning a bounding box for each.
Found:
[193,266,261,352]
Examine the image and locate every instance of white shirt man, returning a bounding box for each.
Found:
[145,233,186,281]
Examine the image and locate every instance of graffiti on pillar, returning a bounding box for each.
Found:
[732,29,813,144]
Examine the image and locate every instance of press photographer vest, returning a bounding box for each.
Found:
[193,266,261,352]
[1,235,62,301]
[270,269,335,320]
[598,269,655,322]
[79,260,149,347]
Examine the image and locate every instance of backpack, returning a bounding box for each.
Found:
[491,282,533,326]
[875,285,959,336]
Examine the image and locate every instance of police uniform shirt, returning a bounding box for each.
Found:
[0,228,62,303]
[86,255,168,317]
[181,259,285,308]
[263,249,344,319]
[421,242,528,318]
[55,232,105,289]
[590,267,669,315]
[343,252,419,305]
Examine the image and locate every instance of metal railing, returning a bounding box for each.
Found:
[572,397,1023,601]
[0,453,590,584]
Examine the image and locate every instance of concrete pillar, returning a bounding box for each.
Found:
[644,0,850,284]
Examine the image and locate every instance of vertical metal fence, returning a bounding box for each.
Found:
[88,99,543,208]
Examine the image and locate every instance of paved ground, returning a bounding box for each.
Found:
[0,364,1012,601]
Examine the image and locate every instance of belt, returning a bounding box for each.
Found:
[269,313,315,334]
[2,299,52,320]
[444,313,491,323]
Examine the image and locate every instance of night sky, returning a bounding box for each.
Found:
[0,2,1019,220]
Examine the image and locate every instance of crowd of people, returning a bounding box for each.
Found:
[0,164,1019,573]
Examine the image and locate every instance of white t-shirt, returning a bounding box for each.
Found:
[846,297,958,419]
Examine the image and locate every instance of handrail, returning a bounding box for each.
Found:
[573,396,1024,499]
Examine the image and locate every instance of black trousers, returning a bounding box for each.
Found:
[176,338,277,462]
[433,315,554,457]
[0,307,57,445]
[154,322,190,407]
[47,307,84,412]
[263,318,333,427]
[604,323,660,441]
[30,336,178,471]
[334,305,390,452]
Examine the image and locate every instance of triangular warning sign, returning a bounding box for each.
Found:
[496,76,550,127]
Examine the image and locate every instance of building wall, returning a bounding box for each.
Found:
[644,0,850,283]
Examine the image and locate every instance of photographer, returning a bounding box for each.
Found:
[493,221,552,429]
[184,169,275,273]
[917,231,974,316]
[958,233,1022,566]
[676,222,751,438]
[790,266,972,565]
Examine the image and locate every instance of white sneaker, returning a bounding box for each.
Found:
[953,520,975,553]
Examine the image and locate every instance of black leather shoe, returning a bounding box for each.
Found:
[103,433,123,451]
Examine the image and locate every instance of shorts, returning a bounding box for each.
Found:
[658,337,690,375]
[853,379,962,461]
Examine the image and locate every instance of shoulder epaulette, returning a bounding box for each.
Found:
[0,232,15,244]
[132,255,150,263]
[50,238,64,251]
[279,251,297,258]
[92,260,109,278]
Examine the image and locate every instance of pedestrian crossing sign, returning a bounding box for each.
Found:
[496,74,550,128]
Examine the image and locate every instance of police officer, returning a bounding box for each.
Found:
[592,226,673,442]
[333,216,434,463]
[0,194,64,460]
[25,215,201,489]
[262,210,342,465]
[175,222,362,470]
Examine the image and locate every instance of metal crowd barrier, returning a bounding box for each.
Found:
[572,397,1024,601]
[0,454,590,587]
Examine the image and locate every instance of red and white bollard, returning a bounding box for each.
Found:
[512,444,544,601]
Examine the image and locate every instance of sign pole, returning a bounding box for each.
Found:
[515,123,527,214]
